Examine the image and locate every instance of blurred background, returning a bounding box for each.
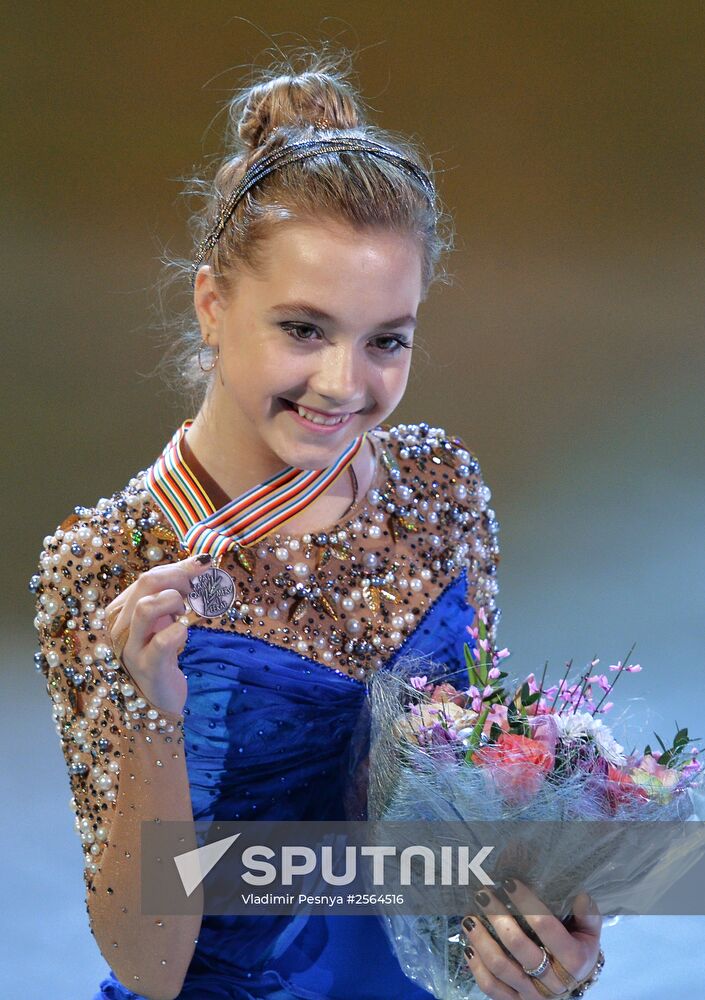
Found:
[3,2,704,995]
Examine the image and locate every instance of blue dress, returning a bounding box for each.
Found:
[31,421,500,1000]
[95,573,479,1000]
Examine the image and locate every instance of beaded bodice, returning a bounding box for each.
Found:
[30,420,500,900]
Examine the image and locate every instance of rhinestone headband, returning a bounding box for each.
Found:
[190,133,437,287]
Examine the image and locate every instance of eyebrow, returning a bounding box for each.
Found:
[268,301,417,330]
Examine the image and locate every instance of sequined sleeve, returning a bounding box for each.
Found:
[30,491,202,999]
[450,433,502,644]
[385,423,501,645]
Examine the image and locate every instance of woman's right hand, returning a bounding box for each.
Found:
[103,552,214,718]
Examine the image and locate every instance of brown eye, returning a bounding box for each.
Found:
[280,323,320,342]
[373,336,412,354]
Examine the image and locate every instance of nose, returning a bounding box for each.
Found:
[308,344,364,409]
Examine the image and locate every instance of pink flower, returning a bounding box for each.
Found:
[485,703,509,733]
[588,674,611,692]
[527,713,559,758]
[410,676,429,690]
[524,673,540,694]
[488,667,501,680]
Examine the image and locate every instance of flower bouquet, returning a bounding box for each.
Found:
[364,610,705,999]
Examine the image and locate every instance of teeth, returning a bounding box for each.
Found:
[296,405,348,426]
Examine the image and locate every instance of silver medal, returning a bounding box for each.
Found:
[186,566,236,618]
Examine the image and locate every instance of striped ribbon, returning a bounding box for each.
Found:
[146,419,366,560]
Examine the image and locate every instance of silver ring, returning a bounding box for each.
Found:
[523,946,550,978]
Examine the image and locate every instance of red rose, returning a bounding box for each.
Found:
[474,733,555,806]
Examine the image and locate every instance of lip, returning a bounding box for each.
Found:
[280,399,358,435]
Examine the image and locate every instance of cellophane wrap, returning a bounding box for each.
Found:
[362,655,705,1000]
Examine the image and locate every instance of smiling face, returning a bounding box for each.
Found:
[194,218,423,471]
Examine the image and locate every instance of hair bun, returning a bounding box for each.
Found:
[233,68,365,150]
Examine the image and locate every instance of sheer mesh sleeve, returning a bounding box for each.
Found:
[30,486,202,999]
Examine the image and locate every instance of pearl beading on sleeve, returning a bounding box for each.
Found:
[30,481,186,891]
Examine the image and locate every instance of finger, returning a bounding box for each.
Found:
[104,594,129,636]
[568,892,603,941]
[109,601,199,653]
[462,912,544,997]
[143,617,190,663]
[104,598,123,630]
[128,590,191,649]
[499,879,584,971]
[178,606,202,628]
[106,553,212,641]
[110,624,130,663]
[125,619,189,710]
[135,553,215,598]
[473,889,569,997]
[462,929,522,1000]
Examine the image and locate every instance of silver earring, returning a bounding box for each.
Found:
[198,342,218,373]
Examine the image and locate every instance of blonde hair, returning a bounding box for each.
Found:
[155,45,454,409]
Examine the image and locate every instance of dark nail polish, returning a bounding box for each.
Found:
[503,877,517,894]
[195,554,212,564]
[461,916,476,933]
[475,890,490,907]
[464,944,474,960]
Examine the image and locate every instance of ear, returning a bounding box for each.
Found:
[193,265,226,346]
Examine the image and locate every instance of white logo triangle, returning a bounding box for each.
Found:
[174,832,241,897]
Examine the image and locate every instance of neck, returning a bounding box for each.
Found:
[186,393,293,500]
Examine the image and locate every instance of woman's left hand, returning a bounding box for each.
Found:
[461,879,603,999]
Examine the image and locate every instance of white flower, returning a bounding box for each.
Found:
[553,711,592,740]
[553,711,626,766]
[589,720,627,766]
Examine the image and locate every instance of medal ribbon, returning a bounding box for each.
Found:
[146,419,366,560]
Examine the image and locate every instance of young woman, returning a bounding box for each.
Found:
[31,52,604,1000]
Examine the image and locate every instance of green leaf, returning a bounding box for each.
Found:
[464,643,479,688]
[464,706,490,763]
